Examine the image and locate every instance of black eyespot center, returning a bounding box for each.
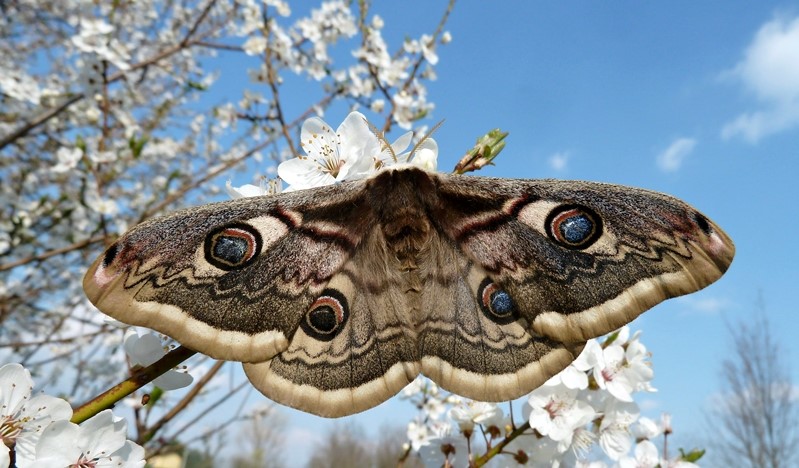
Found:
[545,204,603,250]
[301,289,349,341]
[308,306,338,333]
[204,223,262,271]
[477,278,517,325]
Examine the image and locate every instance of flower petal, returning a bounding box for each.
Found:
[0,363,33,416]
[407,138,438,171]
[34,420,81,467]
[111,441,146,468]
[226,181,267,199]
[300,116,340,163]
[390,131,414,156]
[2,369,72,468]
[79,410,127,457]
[336,111,380,179]
[277,157,334,189]
[153,370,193,390]
[124,330,165,367]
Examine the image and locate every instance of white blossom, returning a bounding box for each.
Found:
[226,178,282,198]
[278,111,378,189]
[51,147,84,173]
[0,364,72,467]
[448,401,503,432]
[631,416,662,440]
[527,382,597,444]
[215,103,239,129]
[33,410,144,468]
[243,36,268,55]
[599,400,640,460]
[509,434,560,466]
[266,0,291,17]
[401,137,439,172]
[659,412,673,435]
[592,334,655,402]
[0,67,42,105]
[406,420,430,451]
[371,99,386,113]
[278,111,438,189]
[71,18,131,71]
[417,421,470,468]
[618,440,660,468]
[404,35,439,65]
[123,329,193,390]
[422,395,448,421]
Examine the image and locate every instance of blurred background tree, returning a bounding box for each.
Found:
[705,303,799,468]
[0,0,453,460]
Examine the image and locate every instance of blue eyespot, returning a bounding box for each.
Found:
[214,236,248,263]
[491,290,513,315]
[546,205,602,249]
[478,278,517,324]
[204,223,262,270]
[560,214,593,243]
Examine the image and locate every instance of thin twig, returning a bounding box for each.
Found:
[0,235,105,272]
[180,0,219,47]
[71,346,197,424]
[473,421,531,467]
[139,359,225,443]
[140,93,337,219]
[161,380,252,448]
[263,7,298,158]
[0,329,108,348]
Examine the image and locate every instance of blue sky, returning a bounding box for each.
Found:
[210,1,799,462]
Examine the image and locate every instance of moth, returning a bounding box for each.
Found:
[83,165,734,417]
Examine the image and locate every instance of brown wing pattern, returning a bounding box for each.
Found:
[415,232,583,402]
[244,225,420,417]
[83,181,377,363]
[83,166,735,417]
[428,174,735,343]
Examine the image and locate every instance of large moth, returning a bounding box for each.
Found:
[83,165,734,417]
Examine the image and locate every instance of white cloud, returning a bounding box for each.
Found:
[676,295,733,315]
[721,105,799,142]
[656,138,696,172]
[638,399,661,412]
[721,15,799,142]
[548,151,569,171]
